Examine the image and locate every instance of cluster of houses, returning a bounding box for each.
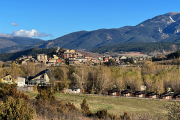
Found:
[0,69,52,91]
[18,47,99,66]
[18,47,147,66]
[107,87,180,100]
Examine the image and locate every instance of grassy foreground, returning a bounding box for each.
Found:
[25,92,173,119]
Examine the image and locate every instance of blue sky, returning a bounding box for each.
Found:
[0,0,180,40]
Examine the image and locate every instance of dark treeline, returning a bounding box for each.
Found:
[90,42,180,54]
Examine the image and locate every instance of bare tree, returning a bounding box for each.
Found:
[96,66,111,94]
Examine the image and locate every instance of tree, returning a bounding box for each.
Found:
[0,97,34,120]
[0,68,6,79]
[143,74,154,92]
[124,68,142,92]
[111,68,125,95]
[153,77,164,94]
[8,62,24,79]
[96,66,111,94]
[36,89,56,103]
[53,66,70,89]
[88,66,97,93]
[141,61,156,75]
[74,65,89,89]
[129,57,134,64]
[110,61,116,66]
[20,62,36,76]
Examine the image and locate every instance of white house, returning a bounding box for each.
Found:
[17,77,26,87]
[65,86,81,94]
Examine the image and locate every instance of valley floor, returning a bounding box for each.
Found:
[25,92,173,119]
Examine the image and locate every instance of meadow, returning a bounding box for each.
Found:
[25,92,174,119]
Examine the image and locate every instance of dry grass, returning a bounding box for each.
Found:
[55,94,173,119]
[24,92,173,119]
[23,92,38,98]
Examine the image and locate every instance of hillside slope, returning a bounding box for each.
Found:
[1,12,180,53]
[0,36,43,49]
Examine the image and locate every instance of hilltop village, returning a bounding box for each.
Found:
[17,47,149,66]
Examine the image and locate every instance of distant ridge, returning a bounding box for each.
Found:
[1,12,180,53]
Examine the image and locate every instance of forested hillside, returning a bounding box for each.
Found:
[90,42,180,54]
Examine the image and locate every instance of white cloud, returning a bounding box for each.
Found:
[11,22,20,26]
[12,29,52,37]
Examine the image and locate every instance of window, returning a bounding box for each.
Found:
[113,92,116,96]
[166,96,169,99]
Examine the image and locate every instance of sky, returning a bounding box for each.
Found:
[0,0,180,40]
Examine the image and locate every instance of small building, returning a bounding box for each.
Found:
[108,89,120,96]
[115,57,119,62]
[27,69,50,86]
[135,91,146,98]
[19,60,28,65]
[17,77,26,87]
[37,54,48,62]
[140,85,146,91]
[66,86,81,94]
[68,57,78,64]
[121,90,133,97]
[103,57,109,62]
[77,58,87,63]
[147,92,159,99]
[162,93,172,100]
[119,56,127,62]
[175,94,180,100]
[167,87,172,93]
[17,69,51,87]
[91,58,98,63]
[1,75,17,84]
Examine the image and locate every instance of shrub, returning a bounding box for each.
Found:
[0,88,30,100]
[95,109,108,119]
[95,109,122,120]
[120,112,131,120]
[36,89,56,103]
[0,83,16,89]
[164,101,180,120]
[34,99,78,119]
[80,99,92,116]
[0,97,34,120]
[32,85,37,92]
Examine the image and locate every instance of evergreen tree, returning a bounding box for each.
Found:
[130,57,134,64]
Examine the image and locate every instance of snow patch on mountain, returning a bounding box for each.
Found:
[169,16,176,22]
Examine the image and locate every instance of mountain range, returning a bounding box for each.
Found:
[2,12,180,53]
[0,36,43,49]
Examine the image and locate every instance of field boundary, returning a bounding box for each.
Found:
[64,93,180,102]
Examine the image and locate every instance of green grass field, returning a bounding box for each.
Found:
[23,92,38,98]
[24,92,173,119]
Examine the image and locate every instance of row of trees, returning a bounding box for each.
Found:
[51,61,180,94]
[1,60,180,94]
